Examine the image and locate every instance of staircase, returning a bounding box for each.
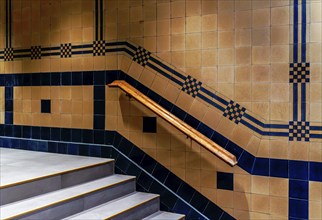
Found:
[0,148,185,220]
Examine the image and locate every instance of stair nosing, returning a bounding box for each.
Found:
[66,192,160,220]
[0,160,114,189]
[1,175,135,220]
[104,194,160,220]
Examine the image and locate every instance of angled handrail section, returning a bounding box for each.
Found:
[108,80,237,166]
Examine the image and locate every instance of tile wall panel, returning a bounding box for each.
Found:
[0,0,322,219]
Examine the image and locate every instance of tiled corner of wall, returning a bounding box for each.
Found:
[1,0,322,219]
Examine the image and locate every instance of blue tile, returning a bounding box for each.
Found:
[94,130,105,144]
[61,72,72,85]
[289,160,308,180]
[171,106,187,121]
[67,144,79,155]
[190,191,208,213]
[173,199,191,216]
[289,199,308,219]
[137,171,153,191]
[197,123,214,139]
[101,146,112,158]
[82,130,93,143]
[187,209,206,220]
[152,163,170,183]
[289,179,308,200]
[203,202,224,220]
[41,100,51,113]
[143,116,157,133]
[211,131,229,148]
[217,172,234,190]
[184,114,200,129]
[41,127,50,140]
[83,71,93,85]
[117,138,134,156]
[71,129,82,142]
[94,115,105,130]
[50,72,61,85]
[309,162,322,182]
[177,182,195,202]
[238,151,255,173]
[270,159,289,178]
[61,128,71,142]
[50,128,61,141]
[160,190,177,210]
[72,72,83,85]
[31,126,41,139]
[252,158,269,176]
[165,172,182,192]
[220,212,236,220]
[225,141,243,160]
[115,153,131,172]
[128,146,145,164]
[93,71,106,85]
[139,154,157,173]
[94,86,105,100]
[79,144,89,156]
[159,98,173,112]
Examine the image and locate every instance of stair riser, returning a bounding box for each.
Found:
[10,180,136,220]
[1,176,61,206]
[0,162,114,206]
[111,197,160,220]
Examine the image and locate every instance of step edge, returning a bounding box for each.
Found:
[1,175,135,220]
[0,160,114,189]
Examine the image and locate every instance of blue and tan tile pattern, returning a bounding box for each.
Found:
[1,0,321,219]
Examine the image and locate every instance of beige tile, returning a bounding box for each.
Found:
[271,25,290,45]
[218,12,234,30]
[157,2,170,20]
[175,91,194,112]
[233,192,251,211]
[270,177,288,197]
[186,33,201,50]
[270,197,288,217]
[217,190,233,208]
[270,102,290,121]
[271,45,289,63]
[201,0,217,15]
[252,83,270,101]
[235,10,251,29]
[270,83,289,102]
[218,31,234,48]
[252,46,271,64]
[218,48,234,65]
[252,176,269,195]
[157,19,170,36]
[202,31,217,49]
[289,142,309,160]
[202,50,217,67]
[235,83,251,102]
[186,169,200,189]
[171,0,185,18]
[309,182,322,202]
[156,35,170,52]
[185,51,201,67]
[186,16,201,33]
[236,47,251,65]
[171,17,185,34]
[251,194,269,213]
[202,14,217,32]
[271,6,289,25]
[252,28,270,46]
[310,201,322,220]
[234,174,251,193]
[171,34,185,51]
[186,0,201,16]
[269,139,289,159]
[252,8,270,27]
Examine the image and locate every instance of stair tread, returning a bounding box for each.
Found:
[0,174,135,219]
[143,211,185,219]
[0,148,113,188]
[65,192,160,219]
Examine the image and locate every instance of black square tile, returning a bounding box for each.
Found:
[41,100,51,113]
[217,172,234,190]
[143,116,157,133]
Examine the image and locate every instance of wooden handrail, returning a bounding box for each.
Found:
[108,80,237,166]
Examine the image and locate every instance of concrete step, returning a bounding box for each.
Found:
[0,174,136,220]
[65,192,160,220]
[143,211,185,220]
[0,148,114,205]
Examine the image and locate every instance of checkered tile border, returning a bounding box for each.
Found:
[289,121,310,141]
[223,101,246,124]
[182,75,202,98]
[289,63,310,84]
[133,46,151,67]
[31,46,41,60]
[60,43,72,58]
[4,47,13,61]
[93,40,106,56]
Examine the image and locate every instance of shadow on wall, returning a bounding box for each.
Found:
[117,91,251,218]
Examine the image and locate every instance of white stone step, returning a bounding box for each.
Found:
[65,192,160,220]
[0,174,136,220]
[143,211,185,220]
[0,148,114,205]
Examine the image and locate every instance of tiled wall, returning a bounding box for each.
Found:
[1,0,322,219]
